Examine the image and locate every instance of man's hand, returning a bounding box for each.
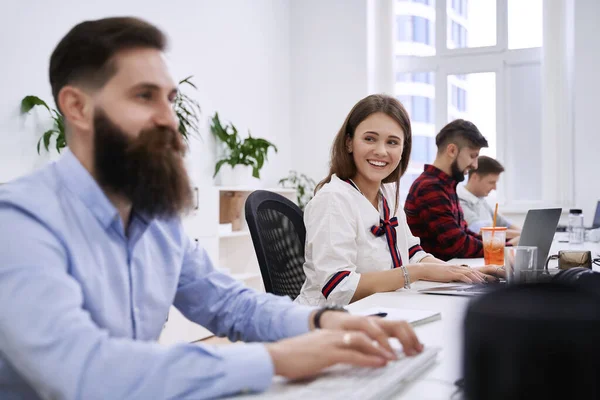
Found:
[314,311,423,356]
[265,330,394,380]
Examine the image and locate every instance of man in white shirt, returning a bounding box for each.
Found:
[457,156,521,239]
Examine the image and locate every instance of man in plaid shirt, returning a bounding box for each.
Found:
[404,119,490,261]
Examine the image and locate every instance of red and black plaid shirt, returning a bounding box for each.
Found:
[404,164,483,261]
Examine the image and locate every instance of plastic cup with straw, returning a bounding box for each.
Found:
[481,203,507,265]
[492,203,498,237]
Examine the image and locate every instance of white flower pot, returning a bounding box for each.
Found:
[215,164,260,187]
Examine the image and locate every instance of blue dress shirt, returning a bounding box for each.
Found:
[0,150,313,400]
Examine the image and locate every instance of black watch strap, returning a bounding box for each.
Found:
[313,305,348,329]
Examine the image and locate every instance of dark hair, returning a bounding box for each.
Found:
[315,94,412,216]
[49,17,167,112]
[435,119,488,154]
[469,155,505,179]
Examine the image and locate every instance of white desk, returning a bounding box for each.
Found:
[345,238,600,399]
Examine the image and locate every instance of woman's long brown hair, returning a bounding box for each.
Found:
[315,94,412,215]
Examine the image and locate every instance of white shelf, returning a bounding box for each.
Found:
[218,231,250,239]
[216,186,296,194]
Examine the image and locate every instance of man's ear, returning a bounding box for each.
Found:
[57,85,94,132]
[447,143,459,158]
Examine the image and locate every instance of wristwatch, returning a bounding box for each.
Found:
[313,305,349,329]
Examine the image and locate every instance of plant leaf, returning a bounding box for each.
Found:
[210,113,225,139]
[56,136,63,153]
[213,159,229,178]
[178,75,197,89]
[20,95,50,114]
[42,129,54,152]
[173,76,201,141]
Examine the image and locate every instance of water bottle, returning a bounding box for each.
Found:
[568,209,585,244]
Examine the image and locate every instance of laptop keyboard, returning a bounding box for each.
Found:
[463,281,506,292]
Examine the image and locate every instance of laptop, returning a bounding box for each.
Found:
[587,201,600,230]
[419,208,562,296]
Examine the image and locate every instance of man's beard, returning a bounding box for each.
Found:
[93,110,193,220]
[450,158,467,183]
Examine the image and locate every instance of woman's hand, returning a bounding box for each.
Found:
[474,265,506,279]
[408,263,491,284]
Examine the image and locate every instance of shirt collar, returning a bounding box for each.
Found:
[423,164,457,187]
[54,149,119,230]
[330,174,388,214]
[456,184,480,205]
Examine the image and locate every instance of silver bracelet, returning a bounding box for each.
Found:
[400,265,411,289]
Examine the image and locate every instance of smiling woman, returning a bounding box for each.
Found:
[295,94,503,307]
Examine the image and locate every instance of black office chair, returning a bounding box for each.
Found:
[245,190,307,299]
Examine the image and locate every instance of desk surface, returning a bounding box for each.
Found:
[208,238,600,399]
[345,238,600,399]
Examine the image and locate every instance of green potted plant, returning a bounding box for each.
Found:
[210,112,277,186]
[278,170,317,210]
[20,75,202,154]
[19,95,65,154]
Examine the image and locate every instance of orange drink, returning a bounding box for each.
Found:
[481,227,507,266]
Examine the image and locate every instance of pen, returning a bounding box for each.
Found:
[369,312,388,318]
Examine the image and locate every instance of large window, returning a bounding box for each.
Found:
[396,16,433,45]
[393,0,544,206]
[447,0,497,49]
[508,0,543,49]
[448,72,496,157]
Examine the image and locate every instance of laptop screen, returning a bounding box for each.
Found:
[593,201,600,228]
[518,208,562,270]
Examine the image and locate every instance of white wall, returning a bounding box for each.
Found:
[0,0,292,188]
[573,0,600,224]
[290,0,369,183]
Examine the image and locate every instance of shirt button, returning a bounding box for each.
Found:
[134,307,140,314]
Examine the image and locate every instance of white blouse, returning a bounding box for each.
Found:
[295,174,430,306]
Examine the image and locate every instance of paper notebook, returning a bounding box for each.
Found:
[355,307,441,327]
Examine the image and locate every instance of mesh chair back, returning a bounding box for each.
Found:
[245,190,307,299]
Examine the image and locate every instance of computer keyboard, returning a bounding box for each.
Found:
[234,346,440,399]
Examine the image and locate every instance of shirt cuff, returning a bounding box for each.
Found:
[218,343,275,395]
[281,304,315,338]
[321,272,361,306]
[411,250,430,264]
